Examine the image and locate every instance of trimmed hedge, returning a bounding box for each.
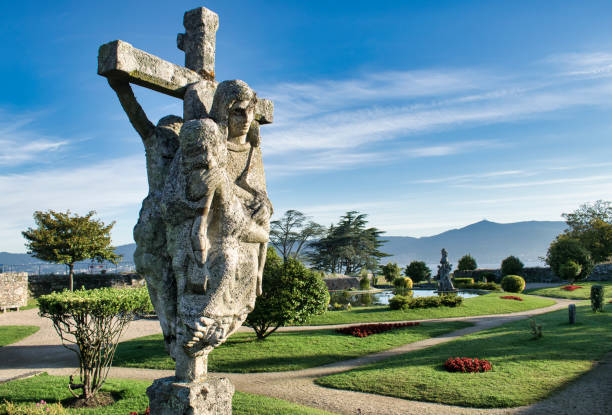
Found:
[454,282,501,291]
[501,275,526,293]
[389,294,463,310]
[591,285,605,312]
[454,278,474,286]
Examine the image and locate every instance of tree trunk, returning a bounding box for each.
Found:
[69,263,74,291]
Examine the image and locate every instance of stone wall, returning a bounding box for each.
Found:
[28,273,146,297]
[323,275,360,291]
[454,263,612,283]
[0,272,28,309]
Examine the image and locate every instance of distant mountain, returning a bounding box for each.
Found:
[381,220,566,268]
[0,220,566,271]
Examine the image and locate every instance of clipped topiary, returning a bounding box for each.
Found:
[454,278,474,286]
[359,275,370,290]
[38,287,151,402]
[393,276,413,290]
[501,275,526,293]
[501,256,524,276]
[559,260,582,282]
[591,284,605,312]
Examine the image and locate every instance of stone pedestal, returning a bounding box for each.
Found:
[147,376,234,415]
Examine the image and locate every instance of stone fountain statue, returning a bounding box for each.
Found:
[98,6,273,414]
[437,248,456,294]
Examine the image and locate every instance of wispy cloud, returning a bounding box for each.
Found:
[0,110,71,166]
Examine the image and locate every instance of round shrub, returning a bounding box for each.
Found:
[501,275,525,293]
[389,295,412,310]
[393,276,413,290]
[559,260,582,282]
[501,256,524,276]
[546,237,594,282]
[404,261,431,283]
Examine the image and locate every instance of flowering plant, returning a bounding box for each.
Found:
[561,285,583,291]
[129,408,150,415]
[336,322,419,337]
[444,357,492,373]
[500,295,523,301]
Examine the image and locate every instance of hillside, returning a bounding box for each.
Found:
[0,220,566,271]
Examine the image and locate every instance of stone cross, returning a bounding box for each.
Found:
[97,7,273,124]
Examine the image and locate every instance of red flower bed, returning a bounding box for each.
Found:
[500,295,523,301]
[562,285,583,291]
[444,357,492,373]
[336,322,420,337]
[130,408,150,415]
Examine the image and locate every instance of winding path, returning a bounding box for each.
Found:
[1,297,610,414]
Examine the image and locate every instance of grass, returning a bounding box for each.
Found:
[0,373,336,414]
[302,292,555,325]
[525,281,612,299]
[113,321,471,373]
[316,304,612,408]
[0,326,39,347]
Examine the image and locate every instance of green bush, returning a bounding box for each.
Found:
[546,236,594,282]
[38,287,151,401]
[457,254,477,271]
[479,272,497,283]
[591,285,605,312]
[382,262,402,283]
[359,276,370,290]
[246,248,330,339]
[404,261,432,283]
[501,275,526,293]
[501,256,524,276]
[393,276,413,290]
[388,294,463,310]
[559,260,582,282]
[454,278,474,285]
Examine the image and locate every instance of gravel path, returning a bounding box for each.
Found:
[2,297,610,415]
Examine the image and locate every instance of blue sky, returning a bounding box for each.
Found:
[1,0,612,252]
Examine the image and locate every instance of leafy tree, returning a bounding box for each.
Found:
[404,261,431,283]
[501,255,524,276]
[457,254,477,271]
[245,248,329,339]
[562,200,612,263]
[38,287,150,402]
[269,210,325,262]
[381,262,402,283]
[546,235,594,282]
[22,210,121,291]
[308,211,389,275]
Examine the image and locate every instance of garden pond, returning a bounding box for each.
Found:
[330,289,480,307]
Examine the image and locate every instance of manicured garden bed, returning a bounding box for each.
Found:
[0,325,39,347]
[113,321,471,373]
[315,304,612,408]
[0,373,335,414]
[525,281,612,300]
[303,292,555,326]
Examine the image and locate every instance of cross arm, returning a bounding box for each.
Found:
[98,40,274,124]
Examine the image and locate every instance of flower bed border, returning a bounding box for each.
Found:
[336,322,420,338]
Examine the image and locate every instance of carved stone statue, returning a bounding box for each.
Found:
[99,6,273,414]
[437,248,456,293]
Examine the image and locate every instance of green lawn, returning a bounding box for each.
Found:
[303,292,555,325]
[114,321,471,373]
[0,373,336,414]
[525,281,612,299]
[0,325,39,346]
[316,304,612,408]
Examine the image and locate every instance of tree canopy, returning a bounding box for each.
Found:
[245,248,329,339]
[404,261,432,283]
[561,200,612,263]
[381,262,402,283]
[457,254,477,271]
[269,210,325,262]
[308,211,389,275]
[22,210,121,291]
[546,235,594,282]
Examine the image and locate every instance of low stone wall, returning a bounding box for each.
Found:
[454,263,612,283]
[0,272,28,309]
[323,276,360,291]
[28,273,146,297]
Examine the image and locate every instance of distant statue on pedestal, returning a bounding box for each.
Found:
[437,248,456,294]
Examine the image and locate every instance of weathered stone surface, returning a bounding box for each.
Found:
[178,7,219,79]
[147,376,234,415]
[98,40,201,98]
[323,275,360,291]
[0,273,28,310]
[437,249,456,293]
[569,303,576,324]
